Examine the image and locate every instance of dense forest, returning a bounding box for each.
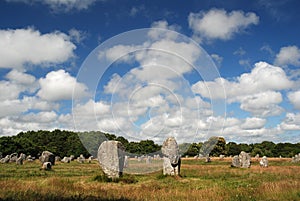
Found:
[0,130,300,158]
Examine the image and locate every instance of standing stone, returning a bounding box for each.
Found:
[146,156,152,164]
[42,162,52,170]
[55,156,61,162]
[39,151,55,165]
[124,155,129,168]
[161,137,181,176]
[9,153,18,163]
[239,151,251,168]
[205,156,211,163]
[231,155,240,167]
[61,156,71,163]
[255,154,260,161]
[16,156,23,165]
[291,153,300,163]
[0,155,10,163]
[137,157,142,162]
[87,156,93,163]
[77,154,85,163]
[97,141,125,178]
[260,156,268,167]
[70,155,75,161]
[219,155,225,160]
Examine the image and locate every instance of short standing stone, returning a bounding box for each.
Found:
[161,137,181,176]
[0,155,10,163]
[146,156,152,164]
[239,151,251,168]
[55,156,61,162]
[231,155,240,167]
[260,156,268,167]
[61,156,70,163]
[205,156,211,163]
[97,141,125,178]
[77,154,85,163]
[42,162,52,170]
[39,151,55,165]
[87,156,93,163]
[70,155,75,161]
[9,153,18,163]
[124,155,129,168]
[219,155,225,160]
[255,154,260,161]
[16,156,23,165]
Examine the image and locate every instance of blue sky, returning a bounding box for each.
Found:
[0,0,300,144]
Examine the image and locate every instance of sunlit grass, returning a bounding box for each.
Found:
[0,158,299,201]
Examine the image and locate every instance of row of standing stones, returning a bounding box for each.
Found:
[97,137,181,178]
[1,139,300,177]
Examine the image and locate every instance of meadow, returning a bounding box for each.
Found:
[0,158,299,201]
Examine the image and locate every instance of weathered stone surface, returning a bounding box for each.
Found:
[9,153,18,163]
[77,154,85,163]
[26,155,35,161]
[70,155,75,161]
[0,155,10,163]
[260,156,268,167]
[231,155,240,167]
[239,151,251,168]
[39,151,55,165]
[55,156,61,162]
[87,156,93,163]
[161,137,181,176]
[97,141,125,178]
[42,162,52,170]
[291,153,300,163]
[123,155,129,168]
[231,152,251,168]
[146,156,152,164]
[205,156,211,163]
[16,156,23,165]
[61,156,70,163]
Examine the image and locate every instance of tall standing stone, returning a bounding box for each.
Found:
[39,151,55,165]
[239,151,251,168]
[161,137,181,176]
[97,141,125,178]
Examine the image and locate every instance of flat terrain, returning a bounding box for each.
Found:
[0,158,299,201]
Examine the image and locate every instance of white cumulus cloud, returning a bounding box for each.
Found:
[274,45,300,67]
[37,69,88,101]
[188,8,259,41]
[0,28,76,69]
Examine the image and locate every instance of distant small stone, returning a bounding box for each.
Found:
[77,154,85,163]
[9,153,18,163]
[205,156,211,163]
[87,156,93,163]
[61,156,71,163]
[16,156,23,165]
[0,155,10,163]
[260,156,268,167]
[55,156,61,162]
[219,155,225,160]
[42,162,52,170]
[39,151,55,165]
[239,151,251,168]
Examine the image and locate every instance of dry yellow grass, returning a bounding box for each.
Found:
[0,158,299,201]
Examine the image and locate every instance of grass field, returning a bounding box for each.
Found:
[0,158,299,201]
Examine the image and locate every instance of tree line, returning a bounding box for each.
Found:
[0,130,300,158]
